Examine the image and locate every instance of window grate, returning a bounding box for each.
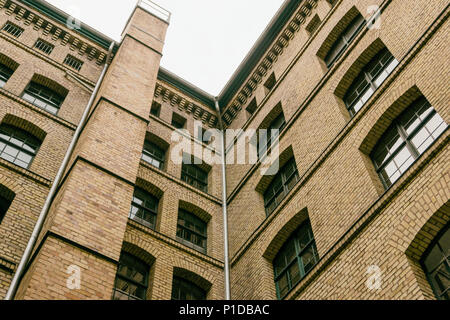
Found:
[34,39,55,55]
[2,22,24,38]
[63,55,84,71]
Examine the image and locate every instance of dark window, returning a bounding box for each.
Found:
[0,124,41,169]
[172,113,186,129]
[274,221,319,299]
[0,63,13,88]
[421,223,449,300]
[247,98,258,115]
[325,14,366,68]
[142,141,165,170]
[259,112,286,158]
[171,276,206,300]
[371,97,447,189]
[0,194,12,225]
[181,163,208,193]
[2,22,24,38]
[344,48,399,116]
[112,253,149,300]
[34,39,54,55]
[176,209,207,254]
[129,187,159,230]
[63,55,84,71]
[150,101,161,117]
[306,14,321,35]
[22,82,65,115]
[264,72,277,94]
[264,158,299,216]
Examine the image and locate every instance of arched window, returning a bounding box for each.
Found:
[264,158,299,216]
[176,209,207,254]
[273,220,318,299]
[344,47,399,116]
[0,124,41,169]
[0,63,13,88]
[142,140,165,170]
[421,223,449,300]
[325,14,366,68]
[0,185,15,225]
[22,81,65,115]
[129,187,159,230]
[171,276,206,300]
[181,163,208,193]
[112,252,149,300]
[371,97,447,188]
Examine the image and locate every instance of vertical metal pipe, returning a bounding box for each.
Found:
[214,97,231,300]
[4,41,115,300]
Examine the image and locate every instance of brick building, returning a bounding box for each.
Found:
[0,0,448,300]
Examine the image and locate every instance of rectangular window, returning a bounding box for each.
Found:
[264,72,277,95]
[63,55,84,71]
[150,101,161,117]
[172,113,186,129]
[181,163,208,193]
[259,112,286,158]
[176,209,207,254]
[141,141,165,170]
[34,39,54,55]
[2,22,24,38]
[129,187,159,230]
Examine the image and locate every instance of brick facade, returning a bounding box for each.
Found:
[0,0,448,300]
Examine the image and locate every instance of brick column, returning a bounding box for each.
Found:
[15,6,169,300]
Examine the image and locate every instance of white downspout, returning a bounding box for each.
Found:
[5,41,116,300]
[214,97,231,300]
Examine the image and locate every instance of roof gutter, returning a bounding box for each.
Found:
[4,41,116,300]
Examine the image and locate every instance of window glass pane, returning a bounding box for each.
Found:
[301,245,319,274]
[277,273,289,298]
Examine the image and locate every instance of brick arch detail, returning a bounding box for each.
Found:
[0,113,48,141]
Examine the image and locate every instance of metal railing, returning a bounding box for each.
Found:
[137,0,171,23]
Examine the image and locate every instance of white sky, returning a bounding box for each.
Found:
[45,0,285,95]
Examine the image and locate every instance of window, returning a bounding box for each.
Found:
[421,223,449,300]
[0,195,12,225]
[259,112,286,158]
[246,98,258,115]
[112,252,149,300]
[2,22,24,38]
[0,124,41,169]
[273,221,319,299]
[129,187,159,230]
[0,63,13,88]
[171,276,206,300]
[176,209,207,254]
[172,113,186,129]
[371,97,447,188]
[306,14,321,36]
[142,141,165,170]
[264,158,299,215]
[264,72,277,94]
[63,55,84,71]
[325,14,366,68]
[344,48,399,116]
[22,82,65,115]
[181,163,208,193]
[34,39,54,55]
[150,101,161,117]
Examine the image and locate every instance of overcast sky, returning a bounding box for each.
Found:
[45,0,285,95]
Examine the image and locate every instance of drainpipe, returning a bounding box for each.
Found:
[214,97,231,300]
[5,41,116,300]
